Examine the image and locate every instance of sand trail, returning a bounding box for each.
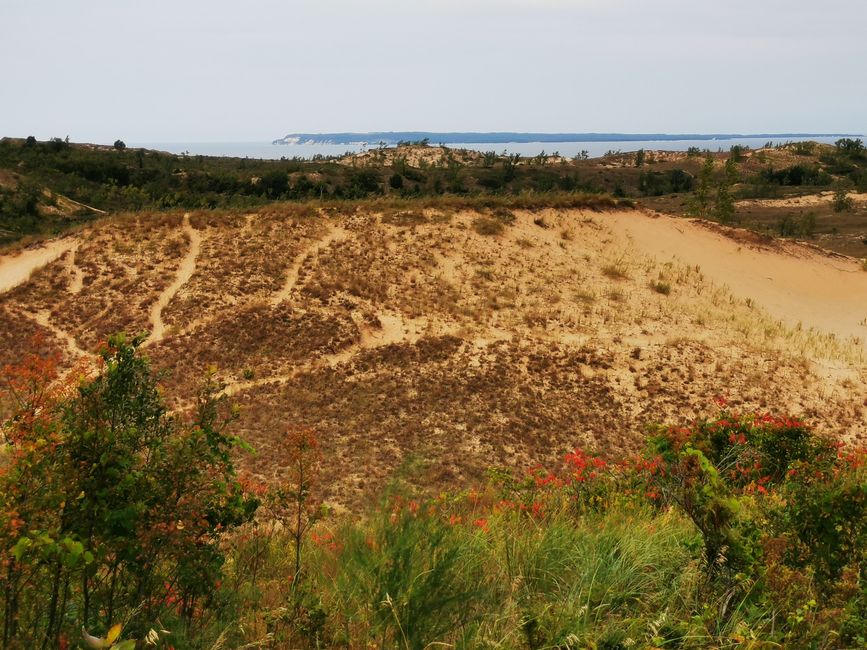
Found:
[65,242,84,294]
[222,309,444,397]
[0,239,77,294]
[24,309,93,360]
[146,214,201,345]
[271,227,347,306]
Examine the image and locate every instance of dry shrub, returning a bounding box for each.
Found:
[472,216,504,237]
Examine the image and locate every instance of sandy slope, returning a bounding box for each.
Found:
[2,206,865,505]
[606,211,867,344]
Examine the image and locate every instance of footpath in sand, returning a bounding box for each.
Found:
[605,211,867,345]
[0,239,77,295]
[145,214,201,346]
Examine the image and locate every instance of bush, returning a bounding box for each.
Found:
[833,185,855,212]
[835,138,865,159]
[759,164,831,187]
[650,280,671,295]
[472,215,504,236]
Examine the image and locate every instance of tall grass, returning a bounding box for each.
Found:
[228,502,703,649]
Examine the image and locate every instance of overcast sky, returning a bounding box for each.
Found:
[2,0,865,143]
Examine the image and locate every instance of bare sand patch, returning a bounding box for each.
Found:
[604,210,867,344]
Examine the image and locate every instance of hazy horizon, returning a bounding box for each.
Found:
[2,0,865,143]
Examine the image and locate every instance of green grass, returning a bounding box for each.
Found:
[225,503,713,649]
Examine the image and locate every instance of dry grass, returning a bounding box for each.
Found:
[2,203,865,506]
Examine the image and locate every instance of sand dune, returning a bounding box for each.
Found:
[607,211,867,344]
[2,206,865,504]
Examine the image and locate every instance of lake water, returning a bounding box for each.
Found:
[132,135,861,161]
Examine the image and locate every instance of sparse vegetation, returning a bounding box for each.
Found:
[601,257,630,280]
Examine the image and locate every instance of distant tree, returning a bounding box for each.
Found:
[389,173,404,190]
[259,169,290,199]
[392,156,408,175]
[634,149,646,167]
[723,156,739,185]
[47,137,68,153]
[113,139,126,150]
[835,138,865,159]
[714,181,735,224]
[502,153,520,182]
[713,157,738,223]
[690,155,715,216]
[24,136,37,147]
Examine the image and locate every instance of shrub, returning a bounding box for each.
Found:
[650,280,671,295]
[472,215,504,236]
[601,258,629,280]
[835,138,865,159]
[833,185,855,212]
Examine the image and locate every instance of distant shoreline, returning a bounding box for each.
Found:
[273,131,862,146]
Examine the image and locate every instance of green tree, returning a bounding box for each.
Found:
[0,335,258,646]
[713,157,737,223]
[835,138,865,158]
[690,155,715,216]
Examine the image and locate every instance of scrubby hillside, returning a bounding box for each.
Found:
[2,201,865,508]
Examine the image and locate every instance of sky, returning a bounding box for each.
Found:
[1,0,865,143]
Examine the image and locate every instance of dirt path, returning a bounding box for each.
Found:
[65,242,84,294]
[145,214,201,346]
[0,239,77,294]
[24,309,93,360]
[222,309,433,397]
[270,227,347,306]
[604,210,867,344]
